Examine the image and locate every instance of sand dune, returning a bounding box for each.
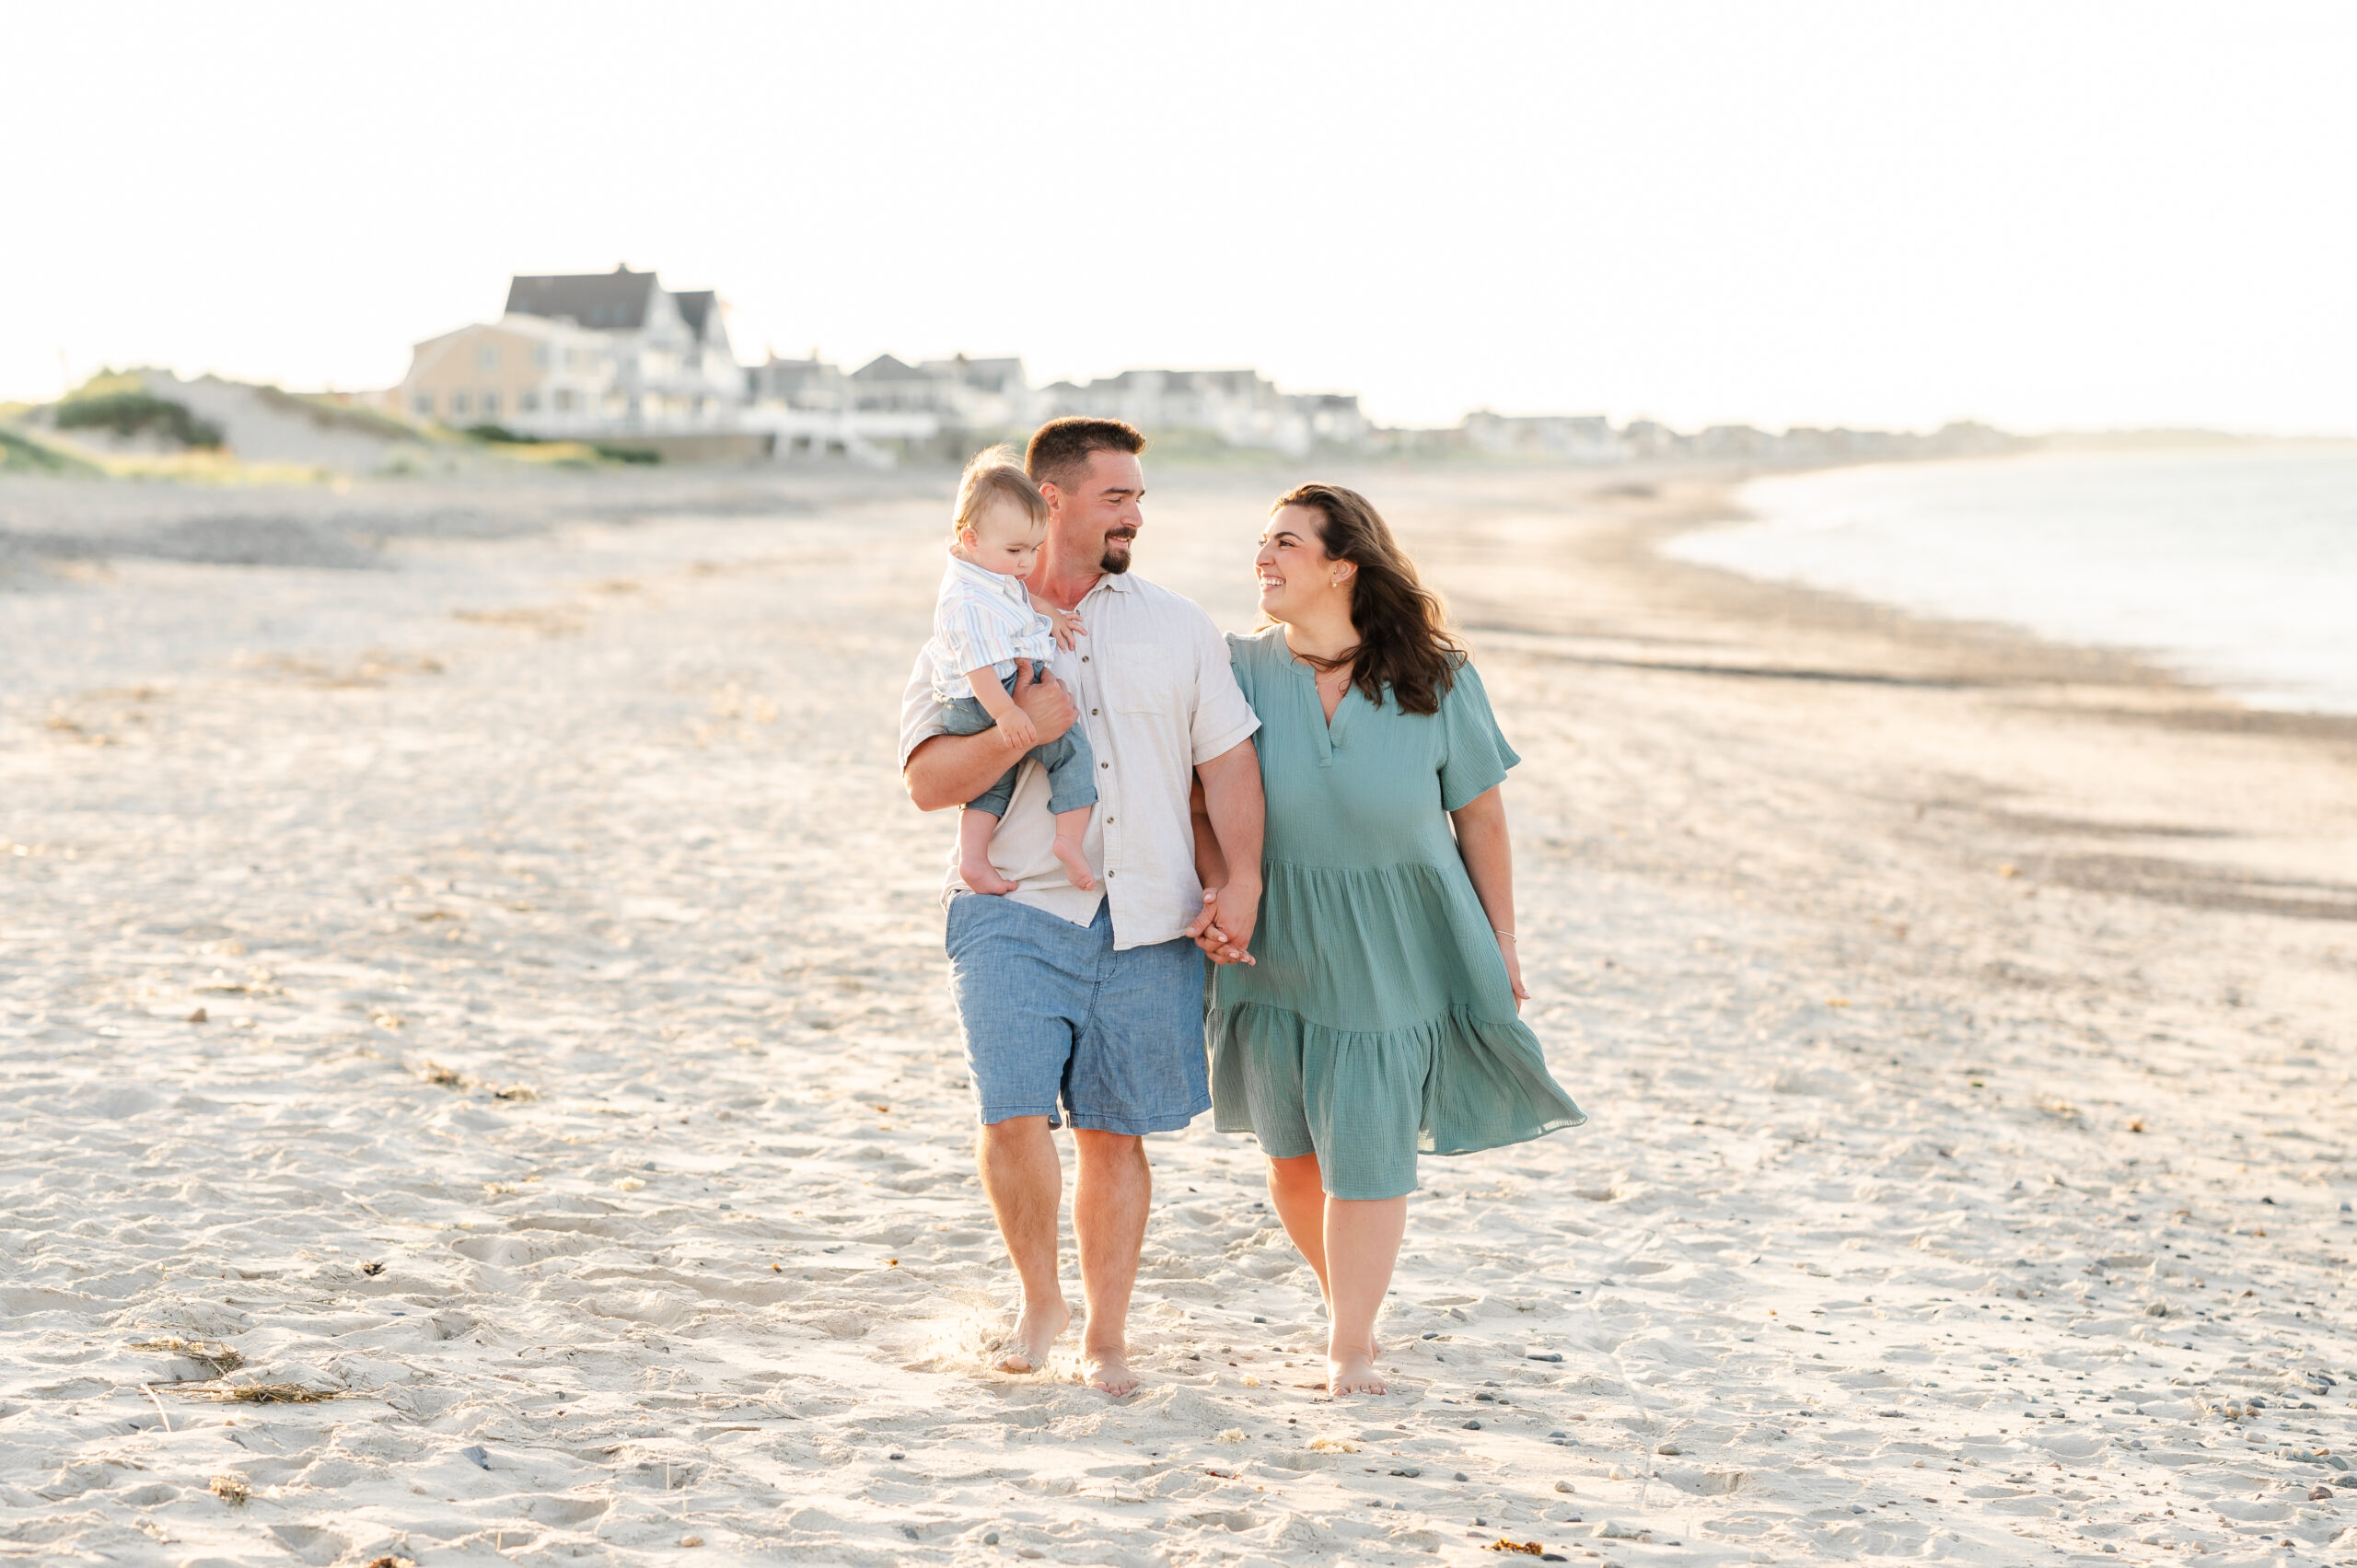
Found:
[2,465,2353,1565]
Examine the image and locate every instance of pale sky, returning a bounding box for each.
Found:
[7,1,2352,434]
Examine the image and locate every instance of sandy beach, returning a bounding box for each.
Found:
[4,459,2355,1567]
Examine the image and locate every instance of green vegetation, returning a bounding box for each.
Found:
[0,422,101,474]
[592,442,662,465]
[54,391,224,449]
[463,422,539,444]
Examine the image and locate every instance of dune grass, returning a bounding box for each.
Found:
[0,421,102,475]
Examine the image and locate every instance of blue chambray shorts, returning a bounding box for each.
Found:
[944,892,1210,1133]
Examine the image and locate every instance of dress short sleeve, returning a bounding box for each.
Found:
[1436,659,1520,811]
[1224,631,1261,710]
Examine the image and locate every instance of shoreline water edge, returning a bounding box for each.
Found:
[1,459,2352,1564]
[1674,444,2357,721]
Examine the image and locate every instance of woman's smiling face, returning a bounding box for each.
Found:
[1255,505,1343,622]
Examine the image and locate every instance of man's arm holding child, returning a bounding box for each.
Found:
[903,662,1077,812]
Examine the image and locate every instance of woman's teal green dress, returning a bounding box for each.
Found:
[1208,628,1585,1198]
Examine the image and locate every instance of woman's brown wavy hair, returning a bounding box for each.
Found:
[1271,483,1465,715]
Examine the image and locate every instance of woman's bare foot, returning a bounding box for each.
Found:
[1329,1336,1386,1395]
[993,1300,1070,1374]
[960,854,1020,897]
[1051,838,1096,893]
[1084,1343,1140,1397]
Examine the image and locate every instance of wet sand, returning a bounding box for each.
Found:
[2,461,2354,1566]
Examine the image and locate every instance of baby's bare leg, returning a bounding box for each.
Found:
[1051,807,1095,892]
[958,807,1019,896]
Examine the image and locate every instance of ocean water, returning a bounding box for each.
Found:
[1666,445,2357,714]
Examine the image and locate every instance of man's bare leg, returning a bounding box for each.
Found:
[1072,1129,1150,1395]
[977,1116,1069,1372]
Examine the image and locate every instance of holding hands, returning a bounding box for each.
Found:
[1185,880,1261,967]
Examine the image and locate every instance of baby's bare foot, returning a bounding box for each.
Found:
[1052,840,1096,893]
[994,1300,1070,1374]
[1084,1344,1140,1397]
[960,855,1020,896]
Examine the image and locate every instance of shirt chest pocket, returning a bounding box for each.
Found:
[1109,642,1180,715]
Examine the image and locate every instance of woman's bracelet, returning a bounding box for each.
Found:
[1493,929,1515,941]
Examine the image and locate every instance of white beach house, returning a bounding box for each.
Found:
[398,265,743,436]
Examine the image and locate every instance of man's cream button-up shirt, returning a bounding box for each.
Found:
[898,569,1259,951]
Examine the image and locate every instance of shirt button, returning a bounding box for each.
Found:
[1090,707,1098,715]
[1105,817,1114,824]
[1082,655,1090,663]
[1100,761,1109,769]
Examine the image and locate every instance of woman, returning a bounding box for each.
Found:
[1193,483,1584,1397]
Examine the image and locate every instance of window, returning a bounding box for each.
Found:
[450,390,471,416]
[477,344,500,369]
[412,392,434,416]
[517,389,540,413]
[481,390,501,417]
[553,389,576,412]
[532,345,550,369]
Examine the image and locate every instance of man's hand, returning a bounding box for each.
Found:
[1184,879,1260,966]
[1010,660,1077,747]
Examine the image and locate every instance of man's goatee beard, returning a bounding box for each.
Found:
[1099,542,1133,574]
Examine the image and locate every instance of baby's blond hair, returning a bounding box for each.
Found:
[954,444,1050,541]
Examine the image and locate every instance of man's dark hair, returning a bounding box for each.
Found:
[1025,417,1145,489]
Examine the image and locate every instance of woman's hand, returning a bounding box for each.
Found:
[1185,884,1260,966]
[1497,932,1528,1011]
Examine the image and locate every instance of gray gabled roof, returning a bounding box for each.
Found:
[671,289,719,339]
[506,266,661,331]
[852,354,932,382]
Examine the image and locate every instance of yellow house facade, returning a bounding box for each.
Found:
[399,315,618,431]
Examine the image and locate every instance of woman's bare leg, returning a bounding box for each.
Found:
[1265,1153,1329,1306]
[1323,1195,1407,1395]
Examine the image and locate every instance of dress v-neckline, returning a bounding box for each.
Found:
[1297,656,1351,765]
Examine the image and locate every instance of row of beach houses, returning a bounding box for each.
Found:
[393,265,1371,463]
[392,265,2016,467]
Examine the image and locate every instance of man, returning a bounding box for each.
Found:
[900,417,1264,1395]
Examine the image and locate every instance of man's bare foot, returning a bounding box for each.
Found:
[1084,1344,1140,1397]
[993,1300,1069,1374]
[1051,839,1096,893]
[961,855,1020,897]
